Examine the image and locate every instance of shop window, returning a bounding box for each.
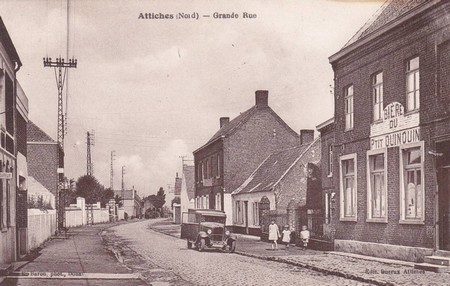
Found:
[215,194,221,211]
[344,85,354,130]
[406,57,420,112]
[400,143,424,223]
[340,154,357,221]
[372,72,383,122]
[367,150,387,222]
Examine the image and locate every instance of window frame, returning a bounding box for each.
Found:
[327,144,333,177]
[366,148,388,223]
[252,202,259,226]
[372,71,384,123]
[406,56,420,112]
[344,85,354,131]
[339,153,357,221]
[399,141,425,224]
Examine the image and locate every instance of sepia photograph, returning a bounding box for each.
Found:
[0,0,450,285]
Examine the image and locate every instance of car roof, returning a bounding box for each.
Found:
[188,209,226,217]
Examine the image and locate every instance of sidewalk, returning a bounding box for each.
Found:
[151,219,450,286]
[0,221,147,286]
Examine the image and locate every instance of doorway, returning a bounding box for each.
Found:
[436,140,450,251]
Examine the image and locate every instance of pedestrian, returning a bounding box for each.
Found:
[300,225,310,250]
[268,220,280,250]
[281,225,291,250]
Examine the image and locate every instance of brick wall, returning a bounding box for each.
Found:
[224,107,299,193]
[330,3,450,249]
[27,144,58,195]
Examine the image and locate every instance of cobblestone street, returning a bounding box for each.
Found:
[107,219,373,286]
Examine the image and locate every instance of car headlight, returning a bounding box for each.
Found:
[225,230,230,236]
[207,229,212,235]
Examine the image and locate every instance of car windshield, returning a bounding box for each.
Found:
[201,215,225,224]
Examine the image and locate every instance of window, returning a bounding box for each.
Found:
[205,195,209,209]
[197,164,202,182]
[6,179,10,227]
[235,201,244,224]
[372,72,383,122]
[202,162,206,180]
[344,85,354,130]
[215,194,221,210]
[325,193,331,224]
[252,202,259,226]
[328,144,333,176]
[367,150,387,222]
[216,154,221,178]
[339,154,357,221]
[406,57,420,112]
[400,143,424,223]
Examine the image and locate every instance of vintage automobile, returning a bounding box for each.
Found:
[181,209,236,252]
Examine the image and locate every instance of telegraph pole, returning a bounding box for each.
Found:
[121,166,125,207]
[43,58,77,233]
[86,130,95,176]
[110,151,115,189]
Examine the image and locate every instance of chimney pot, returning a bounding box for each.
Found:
[300,129,314,145]
[220,117,230,128]
[255,90,268,107]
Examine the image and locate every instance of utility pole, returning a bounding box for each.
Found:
[86,130,95,176]
[121,166,125,207]
[110,151,115,189]
[43,44,77,233]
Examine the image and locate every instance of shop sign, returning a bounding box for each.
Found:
[370,102,420,149]
[0,172,12,179]
[371,127,420,149]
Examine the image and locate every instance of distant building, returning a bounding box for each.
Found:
[232,136,320,236]
[0,16,23,265]
[180,164,195,214]
[193,90,300,226]
[114,189,143,218]
[172,173,182,223]
[328,0,450,262]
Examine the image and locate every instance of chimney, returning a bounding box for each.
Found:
[220,117,230,128]
[255,90,268,108]
[300,129,314,145]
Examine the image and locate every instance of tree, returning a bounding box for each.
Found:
[75,175,107,205]
[148,187,166,213]
[114,194,123,208]
[101,188,115,208]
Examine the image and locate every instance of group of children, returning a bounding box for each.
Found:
[268,221,310,250]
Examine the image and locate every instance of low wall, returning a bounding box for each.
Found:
[92,208,109,224]
[334,239,434,263]
[28,209,56,251]
[65,208,84,227]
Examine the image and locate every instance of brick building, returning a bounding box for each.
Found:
[193,90,300,226]
[329,0,450,262]
[232,134,320,236]
[27,121,62,197]
[0,16,22,265]
[316,118,335,241]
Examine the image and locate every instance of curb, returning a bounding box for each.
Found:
[150,225,393,286]
[234,250,393,286]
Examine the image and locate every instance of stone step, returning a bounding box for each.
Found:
[0,263,12,276]
[424,256,450,266]
[434,250,450,258]
[414,262,450,273]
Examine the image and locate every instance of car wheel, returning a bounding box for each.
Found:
[230,240,236,253]
[198,239,206,252]
[187,241,192,249]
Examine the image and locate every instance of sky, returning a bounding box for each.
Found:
[0,0,384,200]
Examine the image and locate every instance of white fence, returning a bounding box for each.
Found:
[64,197,122,227]
[27,209,56,251]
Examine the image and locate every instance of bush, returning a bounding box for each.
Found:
[124,212,129,220]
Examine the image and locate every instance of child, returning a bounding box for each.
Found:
[300,225,310,250]
[281,225,291,250]
[268,220,280,250]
